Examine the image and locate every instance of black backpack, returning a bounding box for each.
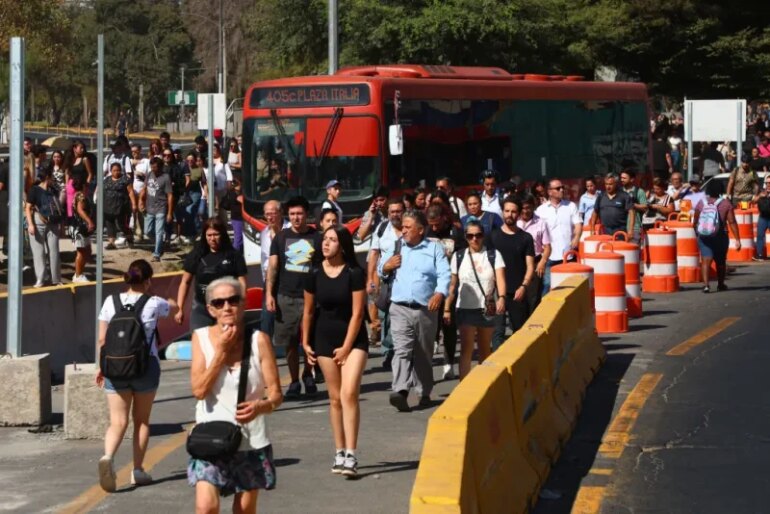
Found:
[100,294,153,380]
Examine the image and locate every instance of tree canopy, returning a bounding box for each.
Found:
[1,0,769,126]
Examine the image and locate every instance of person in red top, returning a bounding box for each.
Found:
[758,136,770,159]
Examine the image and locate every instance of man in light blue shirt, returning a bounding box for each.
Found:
[379,210,450,412]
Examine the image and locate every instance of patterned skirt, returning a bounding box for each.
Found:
[187,445,276,496]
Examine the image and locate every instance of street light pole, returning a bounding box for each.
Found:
[328,0,338,75]
[95,33,105,357]
[180,65,186,131]
[218,0,224,94]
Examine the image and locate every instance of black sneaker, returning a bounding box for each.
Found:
[285,381,301,400]
[342,453,358,478]
[314,365,325,384]
[303,374,318,396]
[389,391,410,412]
[419,395,431,408]
[331,451,345,474]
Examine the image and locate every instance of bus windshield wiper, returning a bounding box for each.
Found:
[314,107,344,170]
[269,109,299,165]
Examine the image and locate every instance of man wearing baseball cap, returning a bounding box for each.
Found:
[322,179,343,220]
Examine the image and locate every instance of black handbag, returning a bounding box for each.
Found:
[186,329,252,461]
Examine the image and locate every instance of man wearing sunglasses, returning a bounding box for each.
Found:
[535,178,582,293]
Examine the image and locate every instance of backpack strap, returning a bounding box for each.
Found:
[456,247,467,272]
[236,327,255,406]
[112,293,124,312]
[376,220,390,239]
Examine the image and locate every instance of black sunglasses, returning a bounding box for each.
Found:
[465,233,484,240]
[209,295,241,309]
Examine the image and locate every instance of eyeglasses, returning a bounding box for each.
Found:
[209,295,242,309]
[465,233,484,240]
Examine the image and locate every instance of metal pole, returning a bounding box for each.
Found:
[686,99,693,182]
[138,83,144,132]
[222,26,227,106]
[207,94,215,219]
[7,38,25,357]
[736,101,743,168]
[328,0,338,75]
[95,34,105,356]
[180,65,186,129]
[218,0,223,94]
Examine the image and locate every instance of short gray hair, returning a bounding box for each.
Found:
[403,209,427,228]
[605,172,619,182]
[205,276,245,304]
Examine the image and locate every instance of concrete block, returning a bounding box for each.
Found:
[0,353,52,426]
[64,363,131,440]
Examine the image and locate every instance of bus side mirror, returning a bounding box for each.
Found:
[389,124,403,156]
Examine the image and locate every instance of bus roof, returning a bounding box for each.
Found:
[244,64,648,109]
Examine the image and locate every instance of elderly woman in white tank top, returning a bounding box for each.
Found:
[189,277,283,514]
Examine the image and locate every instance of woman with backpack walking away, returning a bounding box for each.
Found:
[445,220,507,379]
[95,259,179,492]
[694,180,741,293]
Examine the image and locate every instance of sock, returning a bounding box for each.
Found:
[346,449,356,457]
[336,448,345,455]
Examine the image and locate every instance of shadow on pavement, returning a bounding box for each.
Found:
[355,460,419,479]
[150,422,192,436]
[604,343,641,351]
[274,457,301,467]
[532,350,636,514]
[628,323,667,332]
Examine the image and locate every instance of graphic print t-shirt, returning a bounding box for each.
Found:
[270,227,317,297]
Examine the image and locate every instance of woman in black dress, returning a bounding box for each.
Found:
[302,226,368,478]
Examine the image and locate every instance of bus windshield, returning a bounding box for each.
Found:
[242,115,380,207]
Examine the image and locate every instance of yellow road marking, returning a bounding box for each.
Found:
[57,426,191,514]
[59,371,293,513]
[666,317,740,356]
[571,486,606,514]
[589,468,613,476]
[599,373,662,459]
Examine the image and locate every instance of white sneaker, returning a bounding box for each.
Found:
[442,363,455,380]
[73,274,90,283]
[180,236,192,245]
[98,455,116,493]
[33,281,44,288]
[115,236,126,246]
[131,468,153,486]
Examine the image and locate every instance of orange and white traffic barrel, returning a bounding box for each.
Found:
[727,209,755,262]
[579,224,603,257]
[550,250,595,306]
[642,224,679,293]
[608,236,642,318]
[665,213,700,283]
[583,243,627,333]
[581,234,613,263]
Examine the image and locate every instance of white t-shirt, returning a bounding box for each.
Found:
[98,292,170,358]
[103,153,133,177]
[535,200,581,262]
[450,248,504,310]
[132,158,150,194]
[213,160,232,193]
[481,192,503,217]
[322,199,343,220]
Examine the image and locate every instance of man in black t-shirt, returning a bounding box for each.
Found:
[266,196,317,399]
[488,196,535,349]
[749,147,768,172]
[651,132,673,179]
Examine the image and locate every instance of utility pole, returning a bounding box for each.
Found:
[7,37,25,357]
[328,0,338,75]
[95,33,105,356]
[138,83,144,132]
[180,65,186,130]
[218,0,224,94]
[207,94,215,219]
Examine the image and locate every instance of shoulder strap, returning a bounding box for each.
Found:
[236,326,255,406]
[376,220,390,238]
[456,247,466,271]
[487,247,496,267]
[467,249,488,297]
[132,294,151,318]
[394,238,402,255]
[112,293,123,312]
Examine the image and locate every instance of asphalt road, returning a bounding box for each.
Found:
[535,262,770,514]
[0,262,768,513]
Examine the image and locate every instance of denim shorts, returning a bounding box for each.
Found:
[104,357,161,394]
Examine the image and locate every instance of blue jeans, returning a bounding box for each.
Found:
[144,212,166,257]
[757,216,770,258]
[541,259,559,295]
[182,191,202,238]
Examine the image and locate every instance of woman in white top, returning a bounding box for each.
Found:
[578,177,599,223]
[227,138,242,175]
[95,259,178,492]
[445,221,507,379]
[189,277,282,514]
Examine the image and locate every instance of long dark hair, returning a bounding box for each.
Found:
[124,259,153,285]
[192,217,234,259]
[315,226,359,268]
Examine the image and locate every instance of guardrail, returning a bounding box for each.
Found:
[410,276,604,513]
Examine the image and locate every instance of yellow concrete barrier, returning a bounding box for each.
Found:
[411,277,603,514]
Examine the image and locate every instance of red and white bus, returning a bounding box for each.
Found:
[240,64,650,262]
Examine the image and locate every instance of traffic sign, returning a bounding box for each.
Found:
[167,90,197,106]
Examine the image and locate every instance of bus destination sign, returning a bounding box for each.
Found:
[251,84,370,109]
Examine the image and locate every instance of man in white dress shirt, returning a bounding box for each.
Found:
[480,170,503,218]
[534,178,582,294]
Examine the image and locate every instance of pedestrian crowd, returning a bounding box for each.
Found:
[2,132,245,288]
